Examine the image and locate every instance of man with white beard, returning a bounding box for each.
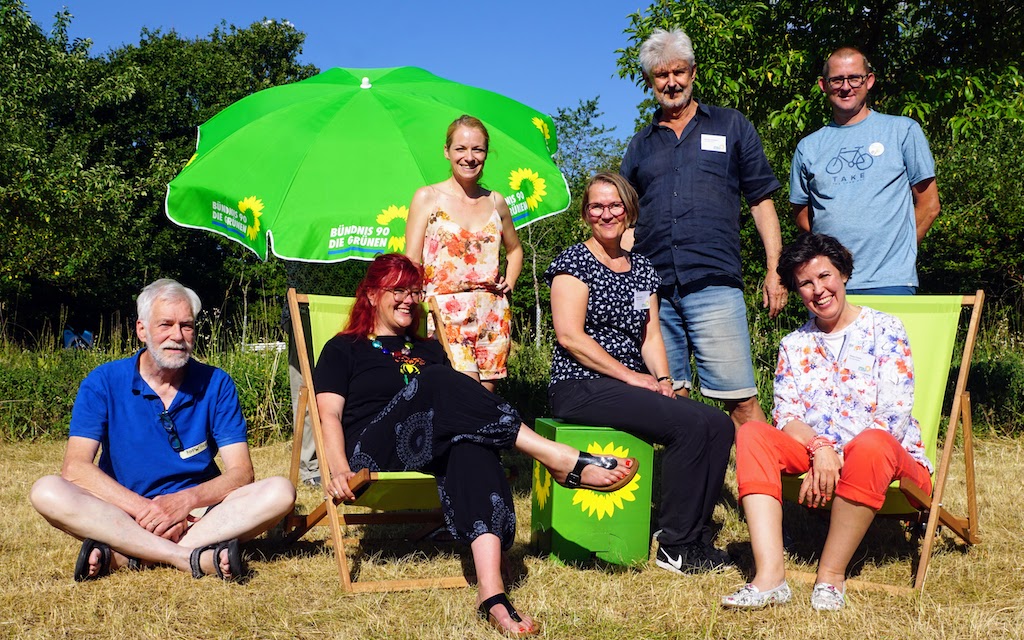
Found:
[30,279,295,582]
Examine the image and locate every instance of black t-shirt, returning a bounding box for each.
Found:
[313,333,449,438]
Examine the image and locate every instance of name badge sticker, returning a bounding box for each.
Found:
[845,351,875,375]
[179,440,209,460]
[701,134,727,153]
[634,290,652,311]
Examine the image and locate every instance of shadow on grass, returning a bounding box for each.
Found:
[725,501,973,584]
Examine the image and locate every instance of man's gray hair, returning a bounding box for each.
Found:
[639,28,696,76]
[137,279,202,326]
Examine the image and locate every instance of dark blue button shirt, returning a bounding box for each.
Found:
[621,103,780,291]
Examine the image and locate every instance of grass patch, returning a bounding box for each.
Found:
[4,437,1021,638]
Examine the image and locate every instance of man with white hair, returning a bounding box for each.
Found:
[620,27,786,575]
[31,278,295,582]
[621,28,786,428]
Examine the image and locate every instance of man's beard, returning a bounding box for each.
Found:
[147,339,192,369]
[658,84,693,111]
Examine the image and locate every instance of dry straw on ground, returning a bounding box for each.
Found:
[2,438,1022,639]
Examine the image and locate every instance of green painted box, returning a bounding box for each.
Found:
[530,418,654,566]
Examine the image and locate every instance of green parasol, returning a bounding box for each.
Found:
[165,66,569,262]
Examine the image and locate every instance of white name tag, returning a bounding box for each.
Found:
[634,290,651,311]
[701,134,727,153]
[179,440,208,460]
[845,351,875,375]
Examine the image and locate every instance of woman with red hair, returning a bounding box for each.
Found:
[314,253,637,636]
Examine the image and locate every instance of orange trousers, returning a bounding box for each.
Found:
[736,422,932,510]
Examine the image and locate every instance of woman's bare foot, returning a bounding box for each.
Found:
[477,592,537,636]
[547,449,637,491]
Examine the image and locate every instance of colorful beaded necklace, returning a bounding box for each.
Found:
[368,333,415,384]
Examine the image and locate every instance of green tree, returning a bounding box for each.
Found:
[1,0,145,338]
[1,1,317,341]
[615,0,1024,307]
[512,98,625,345]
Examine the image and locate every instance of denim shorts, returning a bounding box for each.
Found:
[846,286,916,296]
[658,284,757,400]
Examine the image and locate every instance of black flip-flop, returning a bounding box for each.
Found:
[74,539,144,581]
[478,593,538,636]
[74,539,111,582]
[559,452,639,492]
[189,538,244,582]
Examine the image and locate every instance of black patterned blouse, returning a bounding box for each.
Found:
[545,243,661,385]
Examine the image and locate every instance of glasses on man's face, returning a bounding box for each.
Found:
[826,74,870,90]
[159,410,183,452]
[586,202,626,218]
[388,287,425,302]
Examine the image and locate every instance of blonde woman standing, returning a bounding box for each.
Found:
[406,115,522,392]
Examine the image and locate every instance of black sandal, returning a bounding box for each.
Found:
[478,593,538,636]
[189,538,244,582]
[558,452,639,492]
[74,539,111,582]
[74,539,143,582]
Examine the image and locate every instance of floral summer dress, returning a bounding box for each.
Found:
[421,192,511,380]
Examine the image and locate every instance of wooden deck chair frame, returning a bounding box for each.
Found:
[281,288,470,593]
[782,291,984,595]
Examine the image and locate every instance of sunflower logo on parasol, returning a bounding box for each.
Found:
[508,168,547,212]
[377,204,408,252]
[238,196,264,241]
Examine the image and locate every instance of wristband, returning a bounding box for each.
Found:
[657,375,673,383]
[806,435,836,459]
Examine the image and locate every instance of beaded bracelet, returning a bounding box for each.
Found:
[806,435,837,460]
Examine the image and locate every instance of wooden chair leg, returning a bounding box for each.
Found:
[961,392,979,541]
[288,385,309,487]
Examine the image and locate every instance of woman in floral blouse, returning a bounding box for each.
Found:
[722,233,933,612]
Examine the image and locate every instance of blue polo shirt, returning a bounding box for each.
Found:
[69,350,248,498]
[621,103,781,292]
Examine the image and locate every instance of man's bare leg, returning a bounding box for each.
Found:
[724,396,767,430]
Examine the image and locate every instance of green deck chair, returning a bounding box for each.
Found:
[780,292,984,594]
[281,288,469,593]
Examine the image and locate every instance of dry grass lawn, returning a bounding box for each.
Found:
[2,437,1023,639]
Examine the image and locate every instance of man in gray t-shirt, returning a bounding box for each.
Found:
[790,47,940,294]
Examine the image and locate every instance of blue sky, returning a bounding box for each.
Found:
[23,0,651,141]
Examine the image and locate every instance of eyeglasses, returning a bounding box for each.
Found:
[159,410,183,452]
[826,74,870,89]
[586,202,626,217]
[387,287,425,302]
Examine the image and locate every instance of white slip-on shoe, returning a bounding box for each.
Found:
[810,582,846,611]
[721,582,792,609]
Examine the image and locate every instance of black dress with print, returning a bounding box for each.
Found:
[315,334,520,549]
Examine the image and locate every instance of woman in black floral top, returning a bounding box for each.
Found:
[547,172,734,575]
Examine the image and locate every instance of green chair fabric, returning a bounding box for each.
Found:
[781,295,965,515]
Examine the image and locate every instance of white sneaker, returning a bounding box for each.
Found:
[810,582,846,611]
[721,582,792,609]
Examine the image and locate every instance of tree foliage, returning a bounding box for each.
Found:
[512,99,625,344]
[616,0,1024,308]
[617,0,1024,142]
[0,0,315,341]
